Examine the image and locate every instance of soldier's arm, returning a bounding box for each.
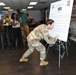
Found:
[42,32,59,45]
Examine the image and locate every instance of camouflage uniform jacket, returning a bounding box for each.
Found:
[27,24,57,45]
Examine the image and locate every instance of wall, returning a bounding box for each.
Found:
[0,10,41,22]
[26,10,41,22]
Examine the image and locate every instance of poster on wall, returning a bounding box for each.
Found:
[49,0,74,42]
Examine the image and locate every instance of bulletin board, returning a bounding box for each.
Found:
[49,0,74,42]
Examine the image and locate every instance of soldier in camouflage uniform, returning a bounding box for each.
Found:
[19,19,59,66]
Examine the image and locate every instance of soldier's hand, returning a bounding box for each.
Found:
[56,34,59,39]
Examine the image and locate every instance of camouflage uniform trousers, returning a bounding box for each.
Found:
[22,41,46,61]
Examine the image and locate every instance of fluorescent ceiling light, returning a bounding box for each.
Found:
[29,2,38,5]
[2,11,7,12]
[22,9,26,11]
[8,9,13,11]
[28,6,33,9]
[0,2,6,6]
[4,7,10,9]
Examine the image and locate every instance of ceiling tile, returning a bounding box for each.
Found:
[0,0,60,11]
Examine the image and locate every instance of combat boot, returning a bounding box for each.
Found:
[19,57,28,62]
[40,60,49,66]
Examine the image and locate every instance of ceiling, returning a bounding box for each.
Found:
[0,0,60,11]
[0,0,76,11]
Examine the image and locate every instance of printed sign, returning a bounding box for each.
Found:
[49,0,74,42]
